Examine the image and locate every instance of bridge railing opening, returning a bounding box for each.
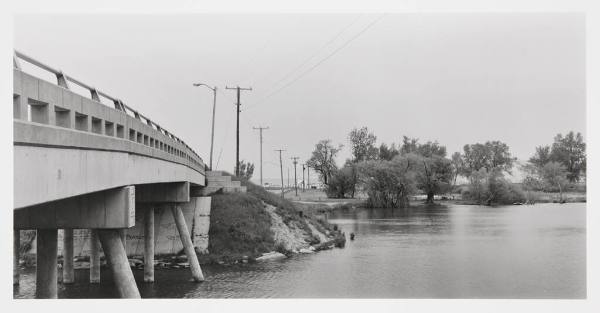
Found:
[13,50,205,174]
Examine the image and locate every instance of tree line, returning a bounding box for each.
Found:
[306,127,586,208]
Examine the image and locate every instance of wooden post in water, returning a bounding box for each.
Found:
[62,228,74,284]
[36,229,58,299]
[144,208,155,282]
[171,205,204,282]
[97,229,140,298]
[90,229,101,284]
[14,229,20,285]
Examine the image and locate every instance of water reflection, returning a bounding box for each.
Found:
[15,203,585,299]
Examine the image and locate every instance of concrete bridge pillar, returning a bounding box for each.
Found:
[119,229,127,251]
[171,205,204,282]
[97,229,140,298]
[36,229,58,299]
[144,208,155,283]
[62,229,75,284]
[90,229,101,284]
[14,229,20,285]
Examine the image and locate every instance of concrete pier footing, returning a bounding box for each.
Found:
[144,208,155,283]
[98,229,140,298]
[36,229,58,299]
[14,229,19,285]
[171,205,204,282]
[62,229,74,284]
[90,229,101,284]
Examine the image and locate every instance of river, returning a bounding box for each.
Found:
[14,203,585,298]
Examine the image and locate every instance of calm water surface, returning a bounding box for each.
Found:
[14,203,586,298]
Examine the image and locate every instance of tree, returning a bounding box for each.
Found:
[348,127,378,162]
[461,141,515,176]
[540,161,569,202]
[549,131,586,182]
[416,155,453,203]
[416,141,446,158]
[400,137,451,203]
[325,165,358,198]
[529,146,551,168]
[450,151,465,187]
[378,143,399,161]
[400,136,419,155]
[357,156,418,208]
[237,160,254,180]
[462,168,525,205]
[459,141,522,205]
[306,139,342,186]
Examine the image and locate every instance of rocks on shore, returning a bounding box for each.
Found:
[255,251,287,262]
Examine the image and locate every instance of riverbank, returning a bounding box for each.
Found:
[282,188,586,214]
[196,178,345,266]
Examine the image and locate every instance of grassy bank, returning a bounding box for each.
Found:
[200,174,339,264]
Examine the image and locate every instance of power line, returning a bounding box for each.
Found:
[256,15,363,95]
[245,14,386,112]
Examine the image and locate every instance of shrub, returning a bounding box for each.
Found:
[462,169,526,205]
[357,157,417,208]
[325,165,357,198]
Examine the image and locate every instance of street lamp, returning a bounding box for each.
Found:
[193,83,217,170]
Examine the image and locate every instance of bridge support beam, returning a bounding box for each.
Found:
[144,208,155,282]
[90,229,101,284]
[14,229,20,285]
[97,229,140,298]
[171,205,204,282]
[62,229,74,284]
[36,229,58,299]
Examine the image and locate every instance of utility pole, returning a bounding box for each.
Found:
[287,168,290,188]
[291,157,299,196]
[192,83,217,170]
[302,163,306,192]
[253,126,269,186]
[275,149,285,198]
[307,164,310,189]
[226,85,252,176]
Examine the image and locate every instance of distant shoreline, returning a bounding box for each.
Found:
[288,190,586,213]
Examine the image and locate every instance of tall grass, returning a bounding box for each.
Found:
[208,193,275,260]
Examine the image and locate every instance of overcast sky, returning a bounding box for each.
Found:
[14,13,585,183]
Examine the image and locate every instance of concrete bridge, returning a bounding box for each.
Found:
[12,51,214,298]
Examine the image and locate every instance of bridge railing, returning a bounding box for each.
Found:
[13,50,205,175]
